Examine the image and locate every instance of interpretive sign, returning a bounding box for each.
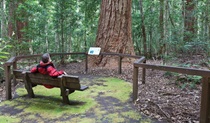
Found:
[88,47,101,55]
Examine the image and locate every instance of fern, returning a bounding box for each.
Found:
[0,39,12,80]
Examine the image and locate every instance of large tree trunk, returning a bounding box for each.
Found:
[94,0,135,66]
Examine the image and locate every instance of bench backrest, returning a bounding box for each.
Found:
[13,70,25,80]
[13,70,81,90]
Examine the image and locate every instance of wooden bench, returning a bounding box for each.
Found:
[13,70,88,104]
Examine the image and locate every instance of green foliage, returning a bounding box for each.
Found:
[0,39,12,80]
[11,0,100,57]
[164,71,178,78]
[1,0,209,60]
[164,71,202,89]
[132,0,210,57]
[164,61,204,89]
[179,41,209,55]
[176,75,202,89]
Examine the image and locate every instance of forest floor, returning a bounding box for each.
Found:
[0,55,209,123]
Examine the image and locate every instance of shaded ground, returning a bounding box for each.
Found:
[1,55,209,123]
[57,58,205,123]
[0,74,161,123]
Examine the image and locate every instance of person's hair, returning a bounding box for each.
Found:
[42,53,50,63]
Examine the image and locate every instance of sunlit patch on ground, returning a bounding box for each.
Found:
[0,76,154,123]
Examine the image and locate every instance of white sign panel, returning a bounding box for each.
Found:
[88,47,101,55]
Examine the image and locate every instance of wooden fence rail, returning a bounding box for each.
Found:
[133,58,210,123]
[4,52,141,101]
[4,53,87,100]
[5,52,209,122]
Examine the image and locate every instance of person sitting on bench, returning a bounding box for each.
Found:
[30,53,66,89]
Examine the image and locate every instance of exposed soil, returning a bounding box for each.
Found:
[1,55,209,123]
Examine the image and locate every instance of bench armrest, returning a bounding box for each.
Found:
[80,85,89,91]
[62,75,79,78]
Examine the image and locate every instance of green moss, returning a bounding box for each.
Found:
[0,76,151,122]
[0,115,21,123]
[121,111,142,119]
[77,118,96,123]
[15,85,97,118]
[95,77,132,102]
[0,100,17,106]
[24,115,37,120]
[140,119,152,123]
[105,113,125,122]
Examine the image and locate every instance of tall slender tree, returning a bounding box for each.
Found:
[139,0,147,57]
[0,0,6,38]
[8,0,15,38]
[8,0,27,42]
[206,1,210,42]
[158,0,166,57]
[16,0,28,42]
[183,0,196,42]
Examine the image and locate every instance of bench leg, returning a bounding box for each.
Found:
[67,89,75,95]
[60,87,69,104]
[23,73,35,98]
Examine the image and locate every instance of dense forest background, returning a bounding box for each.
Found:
[0,0,210,78]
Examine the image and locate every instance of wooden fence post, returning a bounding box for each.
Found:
[133,66,139,102]
[200,77,210,123]
[4,65,12,100]
[85,53,88,73]
[142,60,146,84]
[13,61,17,85]
[118,56,122,74]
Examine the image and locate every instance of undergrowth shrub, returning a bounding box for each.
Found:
[0,39,12,81]
[164,71,202,89]
[179,41,209,55]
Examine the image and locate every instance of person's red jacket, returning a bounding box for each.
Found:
[30,61,64,88]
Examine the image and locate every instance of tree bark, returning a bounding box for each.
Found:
[16,21,27,41]
[148,5,153,58]
[8,0,15,37]
[207,1,210,56]
[8,0,27,42]
[159,0,164,42]
[139,0,147,57]
[94,0,135,66]
[1,0,6,38]
[16,0,27,42]
[183,0,196,42]
[158,0,166,58]
[206,1,210,42]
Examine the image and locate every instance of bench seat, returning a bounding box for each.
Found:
[13,70,88,104]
